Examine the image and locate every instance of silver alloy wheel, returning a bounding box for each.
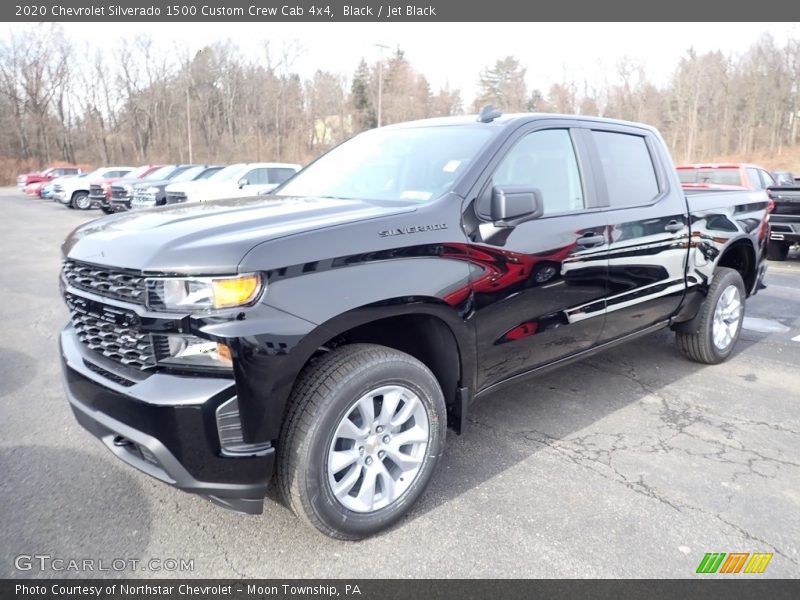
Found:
[327,385,430,513]
[712,285,742,350]
[75,193,90,209]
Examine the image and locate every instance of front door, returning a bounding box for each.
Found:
[467,124,609,391]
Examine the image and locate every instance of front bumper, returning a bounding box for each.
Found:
[88,192,107,206]
[109,198,131,211]
[60,327,274,514]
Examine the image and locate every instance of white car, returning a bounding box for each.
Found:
[163,162,300,204]
[54,166,135,209]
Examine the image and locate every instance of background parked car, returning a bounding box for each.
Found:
[772,170,796,186]
[42,173,89,199]
[54,166,135,209]
[108,165,195,212]
[17,166,81,188]
[677,163,776,190]
[130,164,224,210]
[23,180,48,196]
[164,162,300,204]
[90,164,162,212]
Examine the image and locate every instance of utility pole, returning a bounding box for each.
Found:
[186,85,193,163]
[374,43,389,127]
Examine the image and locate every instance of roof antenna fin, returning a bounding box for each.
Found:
[478,104,502,123]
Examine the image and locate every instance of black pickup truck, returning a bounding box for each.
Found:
[766,184,800,260]
[59,112,768,539]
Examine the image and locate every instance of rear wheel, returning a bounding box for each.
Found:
[676,267,745,364]
[766,240,790,261]
[277,343,446,539]
[72,192,90,210]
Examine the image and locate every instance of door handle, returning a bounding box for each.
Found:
[576,233,605,247]
[664,220,684,233]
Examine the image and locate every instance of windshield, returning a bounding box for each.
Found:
[197,166,224,180]
[171,165,207,183]
[144,166,176,180]
[208,163,247,182]
[127,165,155,179]
[276,125,495,201]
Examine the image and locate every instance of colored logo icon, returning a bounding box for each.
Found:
[696,552,773,574]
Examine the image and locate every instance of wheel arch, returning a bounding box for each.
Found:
[715,237,757,296]
[240,298,476,443]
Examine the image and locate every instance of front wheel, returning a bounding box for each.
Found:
[72,192,91,210]
[676,267,745,364]
[277,344,446,539]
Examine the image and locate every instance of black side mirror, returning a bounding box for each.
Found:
[490,185,544,227]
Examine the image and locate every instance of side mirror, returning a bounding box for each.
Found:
[238,178,249,188]
[490,185,544,227]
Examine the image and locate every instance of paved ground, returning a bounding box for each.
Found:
[0,187,798,579]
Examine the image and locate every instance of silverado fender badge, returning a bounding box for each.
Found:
[379,223,448,237]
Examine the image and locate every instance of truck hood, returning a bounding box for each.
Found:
[133,178,172,190]
[63,195,418,273]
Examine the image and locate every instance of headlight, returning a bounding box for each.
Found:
[157,335,232,369]
[146,273,263,311]
[146,186,160,194]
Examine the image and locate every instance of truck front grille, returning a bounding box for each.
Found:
[69,304,156,369]
[89,184,105,198]
[132,190,156,208]
[110,186,131,200]
[62,259,146,305]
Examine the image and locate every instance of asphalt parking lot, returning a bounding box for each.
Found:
[0,187,798,579]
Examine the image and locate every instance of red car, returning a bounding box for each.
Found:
[676,163,776,191]
[88,164,163,210]
[23,181,48,196]
[17,165,82,188]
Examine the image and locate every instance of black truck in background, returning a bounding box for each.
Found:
[766,183,800,260]
[59,112,769,539]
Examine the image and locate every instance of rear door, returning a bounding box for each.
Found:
[468,121,610,390]
[583,125,689,343]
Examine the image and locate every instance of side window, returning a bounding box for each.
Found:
[268,168,297,185]
[746,168,762,189]
[592,131,659,207]
[492,129,584,215]
[243,168,268,185]
[759,170,775,188]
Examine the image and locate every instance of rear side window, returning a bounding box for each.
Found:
[745,168,762,189]
[593,131,659,207]
[268,168,297,184]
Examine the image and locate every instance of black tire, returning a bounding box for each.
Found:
[676,267,746,364]
[277,343,446,539]
[766,240,790,261]
[72,191,90,210]
[100,206,114,215]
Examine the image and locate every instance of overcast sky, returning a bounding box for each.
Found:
[6,22,800,102]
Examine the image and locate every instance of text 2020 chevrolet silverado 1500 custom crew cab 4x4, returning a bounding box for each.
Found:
[59,112,768,539]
